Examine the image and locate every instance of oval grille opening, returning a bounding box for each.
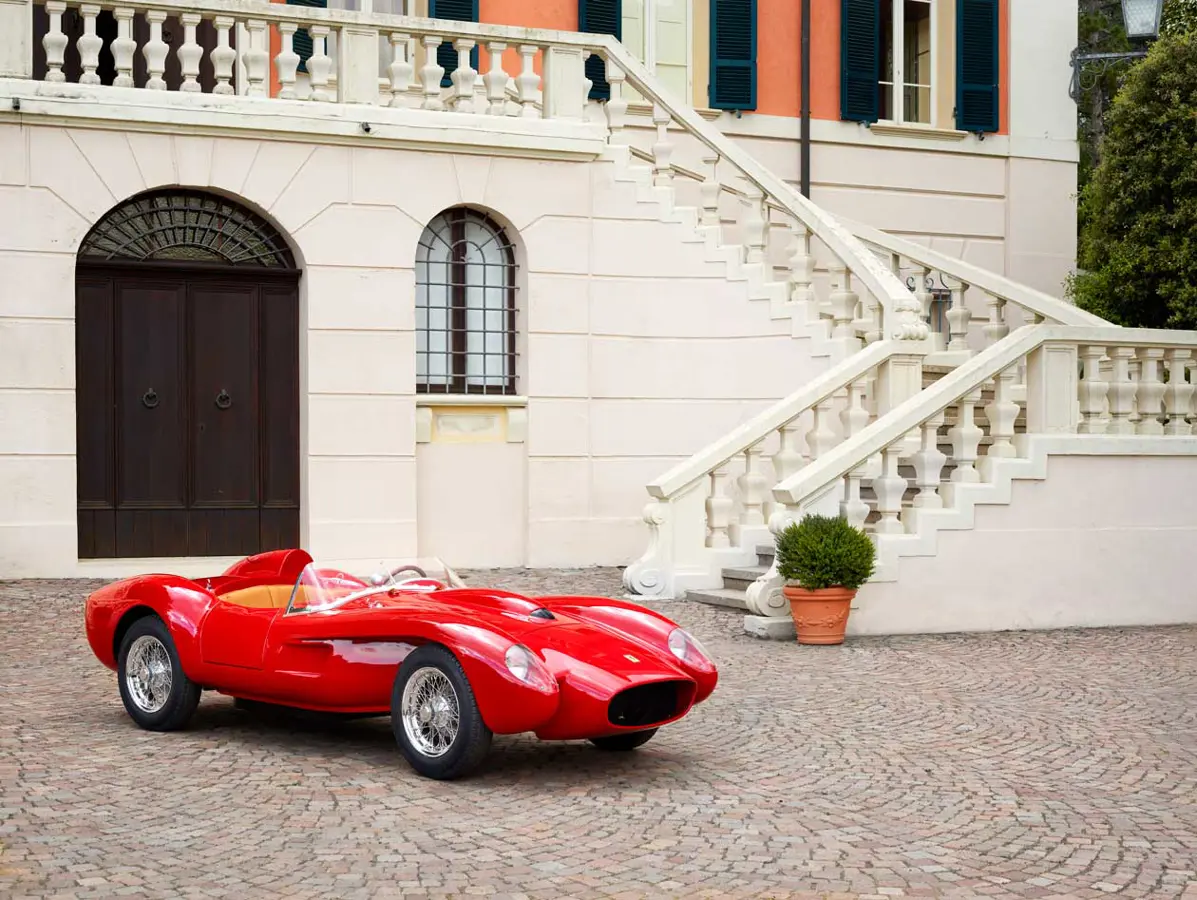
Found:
[608,680,685,728]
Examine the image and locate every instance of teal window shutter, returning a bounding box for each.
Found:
[709,0,757,110]
[286,0,327,74]
[579,0,622,101]
[430,0,480,88]
[840,0,879,123]
[956,0,999,132]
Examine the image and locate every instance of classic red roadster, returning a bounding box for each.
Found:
[84,549,718,779]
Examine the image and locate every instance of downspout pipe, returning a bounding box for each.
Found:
[800,0,812,197]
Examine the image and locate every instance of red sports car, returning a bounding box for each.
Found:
[84,549,718,779]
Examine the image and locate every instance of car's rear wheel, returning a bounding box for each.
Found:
[117,616,201,731]
[391,645,492,780]
[589,728,658,751]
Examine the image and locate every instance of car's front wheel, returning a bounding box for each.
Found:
[116,616,201,731]
[589,729,658,751]
[391,645,492,780]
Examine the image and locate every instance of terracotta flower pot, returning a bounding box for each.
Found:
[782,585,856,645]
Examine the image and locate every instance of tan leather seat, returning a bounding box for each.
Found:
[219,584,298,610]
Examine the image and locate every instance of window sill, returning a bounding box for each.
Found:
[415,395,528,445]
[868,122,971,141]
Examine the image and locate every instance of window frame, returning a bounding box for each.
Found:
[415,208,518,398]
[878,0,938,127]
[622,0,695,104]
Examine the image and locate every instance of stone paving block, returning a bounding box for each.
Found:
[0,573,1195,900]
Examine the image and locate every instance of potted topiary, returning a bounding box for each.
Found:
[774,513,876,645]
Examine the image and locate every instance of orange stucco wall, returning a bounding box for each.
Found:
[481,0,576,30]
[756,0,801,117]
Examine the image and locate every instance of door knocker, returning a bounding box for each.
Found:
[141,388,159,409]
[214,389,232,410]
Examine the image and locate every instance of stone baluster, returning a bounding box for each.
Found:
[178,13,203,92]
[483,41,509,115]
[840,465,871,531]
[243,20,270,97]
[386,33,414,107]
[651,105,674,188]
[580,50,594,100]
[307,26,333,102]
[829,265,859,345]
[704,465,734,549]
[451,39,477,112]
[143,11,169,90]
[743,187,767,265]
[806,399,836,461]
[419,35,445,110]
[983,295,1009,346]
[211,18,236,95]
[605,59,628,136]
[945,389,984,497]
[516,45,539,117]
[699,155,721,227]
[908,412,946,530]
[276,23,301,99]
[913,266,934,330]
[736,444,768,530]
[981,365,1020,480]
[1136,348,1167,435]
[1165,349,1194,436]
[1189,357,1197,433]
[787,221,815,306]
[111,8,136,87]
[771,420,806,485]
[1078,345,1109,434]
[872,441,909,535]
[42,1,68,83]
[946,281,972,352]
[78,5,103,85]
[840,377,870,440]
[862,294,883,345]
[1106,346,1138,435]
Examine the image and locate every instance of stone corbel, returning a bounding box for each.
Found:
[621,501,671,597]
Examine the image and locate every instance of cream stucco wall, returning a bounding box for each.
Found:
[851,455,1197,635]
[0,121,825,577]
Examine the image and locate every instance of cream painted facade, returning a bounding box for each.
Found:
[6,1,1186,643]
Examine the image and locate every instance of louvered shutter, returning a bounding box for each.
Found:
[709,0,757,110]
[956,0,999,132]
[287,0,327,75]
[579,0,621,101]
[429,0,479,88]
[840,0,879,123]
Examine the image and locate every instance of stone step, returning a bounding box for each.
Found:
[721,565,768,591]
[685,587,750,611]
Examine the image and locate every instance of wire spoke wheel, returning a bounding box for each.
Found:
[124,634,173,714]
[400,667,461,758]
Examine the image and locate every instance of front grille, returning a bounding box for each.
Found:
[607,681,685,728]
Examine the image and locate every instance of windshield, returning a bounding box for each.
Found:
[286,558,466,615]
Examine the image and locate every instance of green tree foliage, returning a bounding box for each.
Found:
[1072,32,1197,328]
[1163,0,1197,35]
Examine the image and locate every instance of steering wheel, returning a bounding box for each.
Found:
[386,564,427,583]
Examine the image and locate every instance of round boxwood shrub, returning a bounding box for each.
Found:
[774,514,876,590]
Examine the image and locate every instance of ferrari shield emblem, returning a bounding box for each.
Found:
[624,653,640,663]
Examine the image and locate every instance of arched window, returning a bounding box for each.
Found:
[415,208,517,396]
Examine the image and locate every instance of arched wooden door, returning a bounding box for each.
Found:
[75,190,301,558]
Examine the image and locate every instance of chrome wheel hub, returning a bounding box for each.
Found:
[125,635,172,714]
[401,668,460,758]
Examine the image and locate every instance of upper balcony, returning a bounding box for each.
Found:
[0,0,622,158]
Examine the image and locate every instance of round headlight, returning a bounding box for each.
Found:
[668,627,712,667]
[505,644,531,681]
[668,628,689,660]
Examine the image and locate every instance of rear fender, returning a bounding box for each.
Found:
[86,576,217,677]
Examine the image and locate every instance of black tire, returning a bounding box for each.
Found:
[589,729,658,752]
[116,615,201,731]
[391,645,492,780]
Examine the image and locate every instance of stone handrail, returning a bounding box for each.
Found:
[622,339,928,600]
[843,217,1109,330]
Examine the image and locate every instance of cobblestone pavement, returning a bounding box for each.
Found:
[1,571,1196,900]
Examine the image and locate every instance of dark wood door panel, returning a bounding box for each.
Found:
[115,280,186,509]
[77,264,300,559]
[190,282,259,509]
